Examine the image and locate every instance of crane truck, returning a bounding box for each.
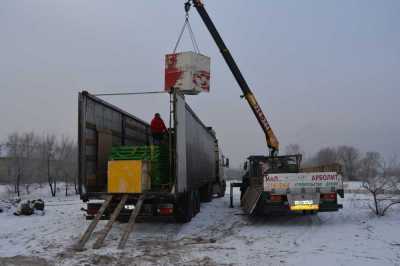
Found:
[187,0,344,215]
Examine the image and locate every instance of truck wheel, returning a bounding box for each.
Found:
[174,191,193,223]
[217,181,226,198]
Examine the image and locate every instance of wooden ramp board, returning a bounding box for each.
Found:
[241,187,261,215]
[75,195,113,251]
[118,194,145,249]
[93,194,129,249]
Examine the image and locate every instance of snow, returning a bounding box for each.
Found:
[343,181,367,193]
[0,182,399,265]
[0,183,84,263]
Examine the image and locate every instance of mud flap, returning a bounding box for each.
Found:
[241,187,262,215]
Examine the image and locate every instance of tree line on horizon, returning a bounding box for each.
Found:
[1,132,399,212]
[285,143,400,181]
[0,131,77,197]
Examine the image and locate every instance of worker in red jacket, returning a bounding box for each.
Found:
[150,113,167,145]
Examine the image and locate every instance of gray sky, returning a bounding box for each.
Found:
[1,0,399,167]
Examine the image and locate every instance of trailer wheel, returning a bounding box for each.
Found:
[174,191,193,223]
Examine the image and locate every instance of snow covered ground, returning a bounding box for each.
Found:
[0,182,399,266]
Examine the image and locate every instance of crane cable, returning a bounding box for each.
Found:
[173,1,200,54]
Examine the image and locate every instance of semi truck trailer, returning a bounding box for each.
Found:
[78,90,227,223]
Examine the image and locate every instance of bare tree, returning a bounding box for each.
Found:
[5,132,37,196]
[4,131,79,197]
[6,133,22,195]
[314,147,338,165]
[382,154,400,178]
[360,153,400,216]
[72,145,79,195]
[53,136,76,196]
[23,132,37,194]
[337,146,360,180]
[38,134,57,196]
[285,144,304,157]
[359,152,381,179]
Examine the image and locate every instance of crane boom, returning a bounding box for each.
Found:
[190,0,279,156]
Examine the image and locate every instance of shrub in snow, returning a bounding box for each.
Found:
[359,152,400,216]
[362,176,400,216]
[13,199,45,216]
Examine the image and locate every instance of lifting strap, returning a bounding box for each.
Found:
[173,3,200,54]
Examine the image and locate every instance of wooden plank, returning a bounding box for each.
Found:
[241,187,261,215]
[118,195,145,249]
[75,195,113,251]
[92,194,129,249]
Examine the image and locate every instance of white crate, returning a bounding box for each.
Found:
[165,51,210,95]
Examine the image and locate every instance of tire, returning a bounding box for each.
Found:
[174,191,193,223]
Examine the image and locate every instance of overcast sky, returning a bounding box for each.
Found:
[1,0,399,167]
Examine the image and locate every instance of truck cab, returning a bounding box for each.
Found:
[247,155,301,175]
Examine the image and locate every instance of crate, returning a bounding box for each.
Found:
[109,146,168,161]
[109,145,171,187]
[165,51,210,95]
[107,160,151,193]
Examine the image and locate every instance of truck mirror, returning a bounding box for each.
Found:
[243,161,248,170]
[225,158,230,168]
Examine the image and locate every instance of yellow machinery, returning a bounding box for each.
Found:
[107,160,151,193]
[188,0,279,156]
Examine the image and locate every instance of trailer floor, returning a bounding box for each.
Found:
[0,182,400,266]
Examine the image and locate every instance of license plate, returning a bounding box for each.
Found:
[294,200,314,205]
[290,204,319,211]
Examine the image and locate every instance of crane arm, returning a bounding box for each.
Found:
[190,0,279,156]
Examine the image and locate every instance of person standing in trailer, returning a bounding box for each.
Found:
[150,113,167,145]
